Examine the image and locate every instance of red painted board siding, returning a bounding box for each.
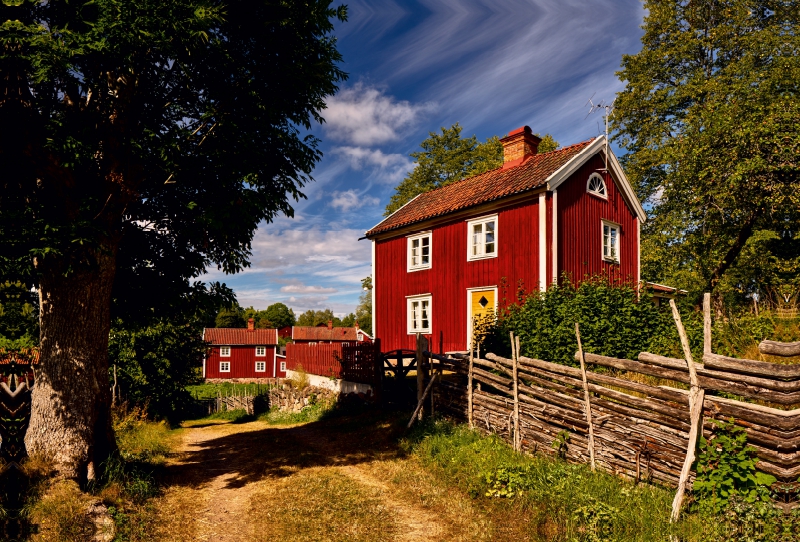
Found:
[375,195,543,353]
[557,154,639,285]
[205,345,277,379]
[285,343,343,378]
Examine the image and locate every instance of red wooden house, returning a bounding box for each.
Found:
[278,321,372,344]
[365,127,646,353]
[203,319,284,379]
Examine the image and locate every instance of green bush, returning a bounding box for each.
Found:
[692,419,776,515]
[484,276,690,364]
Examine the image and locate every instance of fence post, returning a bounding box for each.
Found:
[670,299,705,522]
[468,339,474,429]
[510,331,522,451]
[575,323,596,471]
[416,333,423,419]
[703,292,711,355]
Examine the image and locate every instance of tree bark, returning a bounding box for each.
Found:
[705,211,760,294]
[25,245,118,483]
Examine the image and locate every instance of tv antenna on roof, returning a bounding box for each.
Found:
[584,93,615,171]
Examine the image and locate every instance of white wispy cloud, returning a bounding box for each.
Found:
[332,146,412,185]
[323,83,435,145]
[280,284,338,294]
[329,189,381,213]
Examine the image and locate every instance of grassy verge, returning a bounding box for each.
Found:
[24,405,180,542]
[401,418,799,541]
[186,381,275,400]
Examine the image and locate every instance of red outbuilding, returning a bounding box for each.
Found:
[203,319,283,380]
[364,127,647,353]
[279,320,373,344]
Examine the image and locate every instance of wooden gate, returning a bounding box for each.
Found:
[339,339,382,388]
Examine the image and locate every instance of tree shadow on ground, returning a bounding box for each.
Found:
[158,407,410,492]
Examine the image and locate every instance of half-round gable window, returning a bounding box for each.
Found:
[587,172,607,198]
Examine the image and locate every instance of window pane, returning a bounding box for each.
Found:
[421,300,429,329]
[485,221,495,233]
[412,301,419,329]
[486,242,495,254]
[421,237,429,264]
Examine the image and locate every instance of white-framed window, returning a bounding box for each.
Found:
[602,220,620,263]
[467,215,497,261]
[407,295,432,334]
[220,346,231,357]
[255,346,266,356]
[255,361,266,372]
[280,361,287,372]
[407,232,432,271]
[587,173,607,198]
[219,361,230,372]
[308,341,317,346]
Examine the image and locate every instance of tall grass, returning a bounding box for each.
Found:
[403,419,697,540]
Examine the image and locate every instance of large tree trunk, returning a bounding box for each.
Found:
[25,246,118,483]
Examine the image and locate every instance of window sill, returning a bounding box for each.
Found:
[407,265,432,273]
[407,330,431,335]
[602,257,620,264]
[588,191,608,200]
[467,253,498,262]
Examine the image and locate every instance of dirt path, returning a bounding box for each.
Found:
[157,414,447,541]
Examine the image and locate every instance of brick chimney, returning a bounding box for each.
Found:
[500,126,541,169]
[327,320,333,330]
[354,322,359,330]
[247,318,255,331]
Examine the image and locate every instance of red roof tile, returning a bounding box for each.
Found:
[204,328,278,345]
[366,140,594,236]
[292,326,359,341]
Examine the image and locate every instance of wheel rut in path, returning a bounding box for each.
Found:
[163,417,445,541]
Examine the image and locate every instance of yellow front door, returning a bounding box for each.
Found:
[468,288,496,349]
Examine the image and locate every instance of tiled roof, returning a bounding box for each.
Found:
[292,326,359,341]
[366,140,594,237]
[204,328,278,345]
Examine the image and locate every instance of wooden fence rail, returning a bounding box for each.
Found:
[423,331,800,511]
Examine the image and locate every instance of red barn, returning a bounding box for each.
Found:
[203,319,283,380]
[365,127,646,353]
[279,321,373,344]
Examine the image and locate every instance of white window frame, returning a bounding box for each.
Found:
[220,346,231,357]
[602,220,621,263]
[255,361,266,372]
[587,172,608,199]
[280,361,287,372]
[467,215,498,261]
[407,231,432,272]
[406,294,432,334]
[219,361,231,372]
[255,346,266,357]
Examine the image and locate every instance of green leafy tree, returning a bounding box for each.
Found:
[613,1,798,307]
[296,308,340,327]
[215,306,246,328]
[384,123,558,216]
[263,302,296,329]
[0,281,38,349]
[2,0,347,479]
[356,275,372,335]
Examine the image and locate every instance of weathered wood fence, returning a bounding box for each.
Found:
[417,296,800,512]
[285,340,383,387]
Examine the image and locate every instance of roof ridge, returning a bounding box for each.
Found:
[396,138,596,201]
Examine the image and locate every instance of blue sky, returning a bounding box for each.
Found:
[204,0,647,316]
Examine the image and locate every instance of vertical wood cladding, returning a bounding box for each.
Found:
[557,155,639,285]
[205,345,277,379]
[375,196,543,353]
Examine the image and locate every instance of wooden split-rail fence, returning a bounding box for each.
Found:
[413,295,800,514]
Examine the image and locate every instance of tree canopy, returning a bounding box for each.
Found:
[613,0,798,307]
[384,123,558,216]
[1,0,348,477]
[296,308,340,327]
